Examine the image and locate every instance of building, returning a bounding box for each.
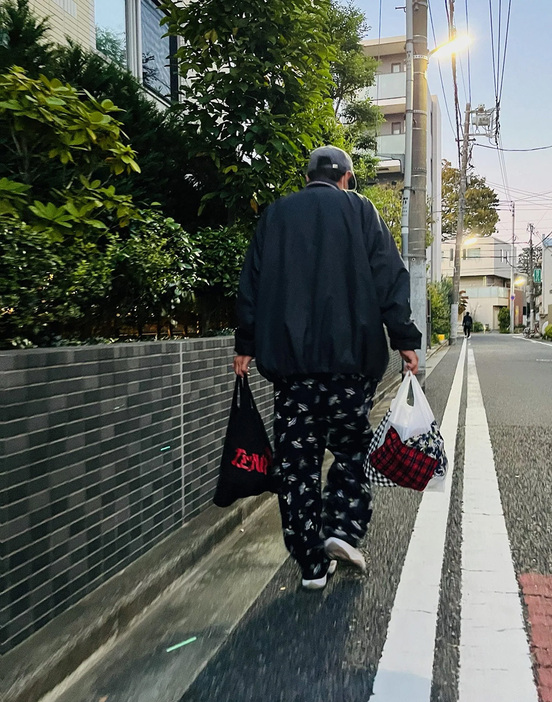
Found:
[541,234,552,328]
[440,235,524,330]
[29,0,179,103]
[360,35,442,282]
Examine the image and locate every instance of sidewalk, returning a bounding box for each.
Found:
[2,343,449,702]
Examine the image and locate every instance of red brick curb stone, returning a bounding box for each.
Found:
[519,573,552,702]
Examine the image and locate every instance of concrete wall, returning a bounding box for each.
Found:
[1,338,402,654]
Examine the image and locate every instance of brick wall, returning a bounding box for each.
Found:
[0,338,273,654]
[1,337,401,654]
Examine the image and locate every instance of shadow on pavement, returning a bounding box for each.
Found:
[180,569,373,702]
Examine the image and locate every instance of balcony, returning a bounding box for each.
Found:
[365,72,407,103]
[463,286,510,300]
[376,133,406,156]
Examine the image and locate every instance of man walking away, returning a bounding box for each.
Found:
[463,312,473,338]
[233,145,421,590]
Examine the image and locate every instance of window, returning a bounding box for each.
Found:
[467,247,481,259]
[95,0,127,68]
[450,248,454,261]
[392,121,402,135]
[94,0,178,102]
[141,0,178,99]
[391,62,402,73]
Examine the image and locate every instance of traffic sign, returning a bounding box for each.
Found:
[534,268,542,283]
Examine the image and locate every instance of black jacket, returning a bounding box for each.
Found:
[235,182,421,382]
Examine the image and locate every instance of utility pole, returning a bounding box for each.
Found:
[409,0,429,381]
[509,202,515,333]
[528,223,535,331]
[449,102,471,344]
[401,2,414,264]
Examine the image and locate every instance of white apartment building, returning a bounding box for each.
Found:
[440,235,525,330]
[360,36,442,282]
[29,0,178,103]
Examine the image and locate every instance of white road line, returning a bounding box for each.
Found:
[371,340,467,700]
[458,349,538,702]
[514,336,552,349]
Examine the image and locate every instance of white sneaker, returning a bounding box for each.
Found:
[324,537,366,572]
[301,560,337,590]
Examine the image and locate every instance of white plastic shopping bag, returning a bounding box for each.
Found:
[364,371,448,492]
[389,371,434,442]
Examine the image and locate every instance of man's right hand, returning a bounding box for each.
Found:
[233,355,253,377]
[399,349,419,374]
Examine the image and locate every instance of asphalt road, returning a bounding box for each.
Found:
[48,334,552,702]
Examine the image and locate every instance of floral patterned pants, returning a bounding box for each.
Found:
[272,374,377,579]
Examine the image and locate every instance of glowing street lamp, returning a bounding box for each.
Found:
[429,34,471,59]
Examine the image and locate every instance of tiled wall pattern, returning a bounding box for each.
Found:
[0,338,273,654]
[1,338,401,654]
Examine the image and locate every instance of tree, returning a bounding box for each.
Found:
[95,26,126,68]
[517,244,543,298]
[363,183,434,250]
[53,42,223,230]
[188,224,251,334]
[441,159,499,239]
[498,306,510,333]
[0,0,54,77]
[0,66,140,342]
[428,278,452,337]
[159,0,337,219]
[362,183,402,248]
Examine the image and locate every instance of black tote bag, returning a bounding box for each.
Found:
[213,375,274,508]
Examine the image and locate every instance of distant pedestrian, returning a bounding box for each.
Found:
[463,312,473,338]
[233,145,421,590]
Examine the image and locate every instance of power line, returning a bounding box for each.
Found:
[498,0,512,103]
[474,143,552,153]
[464,0,472,104]
[488,0,499,104]
[448,0,462,166]
[428,0,456,138]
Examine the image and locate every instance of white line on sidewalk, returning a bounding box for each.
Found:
[371,340,467,700]
[458,349,538,702]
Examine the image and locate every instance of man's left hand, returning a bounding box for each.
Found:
[233,355,253,377]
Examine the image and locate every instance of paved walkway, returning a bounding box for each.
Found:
[45,336,552,702]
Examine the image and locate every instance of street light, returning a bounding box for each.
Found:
[429,34,471,59]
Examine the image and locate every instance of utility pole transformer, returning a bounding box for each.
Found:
[449,102,471,344]
[409,0,429,381]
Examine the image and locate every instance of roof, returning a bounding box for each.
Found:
[361,36,406,57]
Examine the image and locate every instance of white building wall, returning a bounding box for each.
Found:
[29,0,95,50]
[361,36,442,278]
[542,235,552,324]
[441,235,514,329]
[428,95,442,282]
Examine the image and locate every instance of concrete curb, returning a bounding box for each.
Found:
[2,345,446,702]
[0,493,271,702]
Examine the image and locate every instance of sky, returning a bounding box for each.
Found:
[356,0,552,250]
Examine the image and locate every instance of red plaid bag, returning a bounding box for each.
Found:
[369,426,439,491]
[364,372,448,492]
